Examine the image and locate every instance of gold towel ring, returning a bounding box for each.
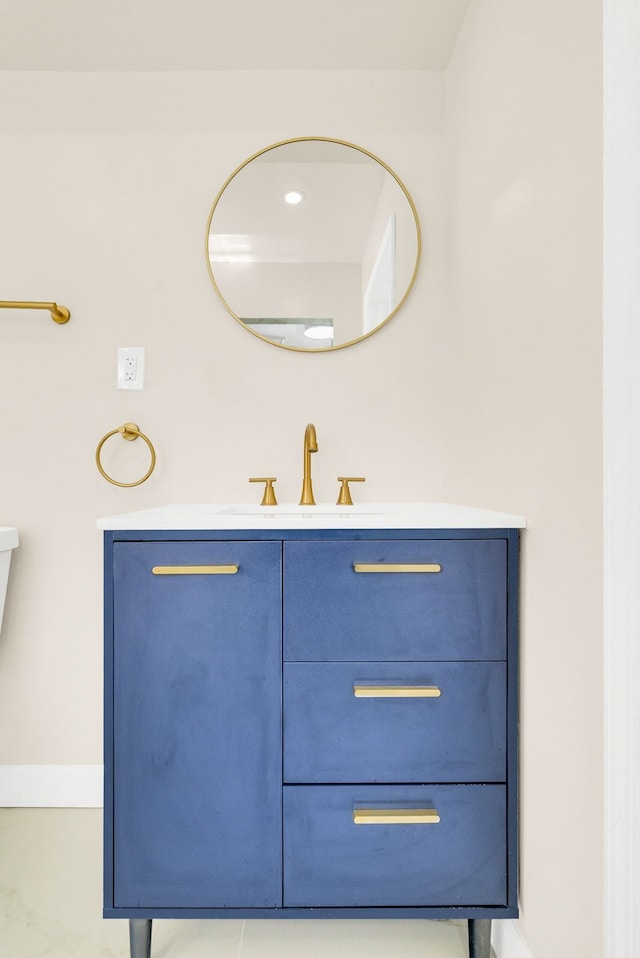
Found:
[95,422,156,487]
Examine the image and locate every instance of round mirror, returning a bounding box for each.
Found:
[206,137,421,352]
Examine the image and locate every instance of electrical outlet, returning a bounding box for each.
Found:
[117,347,145,390]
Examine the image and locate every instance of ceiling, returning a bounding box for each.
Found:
[0,0,470,71]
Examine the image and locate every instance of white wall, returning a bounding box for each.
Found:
[0,70,446,764]
[444,2,602,957]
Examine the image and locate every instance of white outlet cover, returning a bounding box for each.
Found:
[117,347,145,390]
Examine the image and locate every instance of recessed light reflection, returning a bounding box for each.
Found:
[284,190,305,205]
[304,324,333,340]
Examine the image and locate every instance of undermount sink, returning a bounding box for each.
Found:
[0,526,19,634]
[219,504,386,518]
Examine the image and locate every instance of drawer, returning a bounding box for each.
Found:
[283,784,507,907]
[283,661,506,783]
[284,539,506,661]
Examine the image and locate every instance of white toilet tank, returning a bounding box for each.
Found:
[0,527,19,634]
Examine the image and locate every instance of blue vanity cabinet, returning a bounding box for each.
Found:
[103,526,519,958]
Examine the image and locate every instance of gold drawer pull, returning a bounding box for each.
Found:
[353,685,441,698]
[151,565,239,575]
[353,808,440,825]
[353,563,441,574]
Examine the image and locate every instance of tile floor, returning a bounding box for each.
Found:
[0,809,475,957]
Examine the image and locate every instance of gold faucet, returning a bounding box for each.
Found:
[299,423,318,505]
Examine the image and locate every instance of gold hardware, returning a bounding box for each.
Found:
[353,685,441,698]
[0,300,70,324]
[336,476,366,506]
[299,423,318,505]
[353,563,442,574]
[249,477,278,506]
[152,565,238,575]
[95,422,156,487]
[205,136,421,353]
[353,808,440,825]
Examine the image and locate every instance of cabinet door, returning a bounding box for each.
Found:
[110,540,282,908]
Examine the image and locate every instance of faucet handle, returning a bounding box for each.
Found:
[336,476,366,506]
[249,477,278,506]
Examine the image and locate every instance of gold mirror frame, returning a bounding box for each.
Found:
[205,137,422,353]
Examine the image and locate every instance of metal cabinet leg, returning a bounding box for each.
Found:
[468,919,492,958]
[129,919,152,958]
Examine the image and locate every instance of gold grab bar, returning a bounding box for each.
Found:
[95,422,156,487]
[353,563,441,574]
[353,685,441,698]
[152,565,238,575]
[0,300,70,324]
[353,808,440,825]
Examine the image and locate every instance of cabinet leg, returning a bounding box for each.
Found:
[129,919,152,958]
[468,919,491,958]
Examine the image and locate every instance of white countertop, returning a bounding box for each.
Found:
[97,503,526,531]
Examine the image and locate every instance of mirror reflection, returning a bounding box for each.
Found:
[206,138,421,351]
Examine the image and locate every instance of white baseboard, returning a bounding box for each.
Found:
[0,765,103,807]
[492,920,533,958]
